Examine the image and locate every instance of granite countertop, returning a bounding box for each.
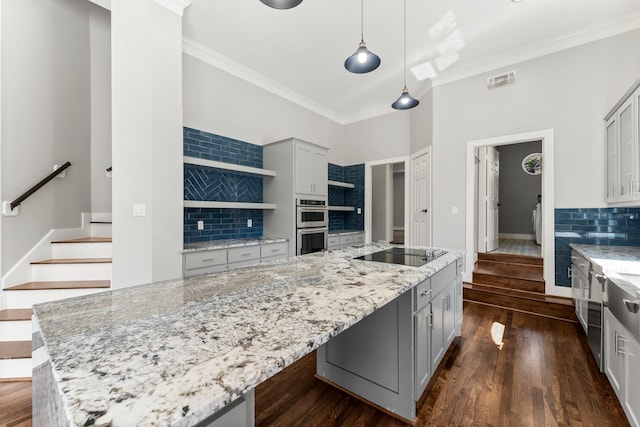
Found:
[181,237,288,253]
[570,244,640,296]
[33,243,462,427]
[328,229,363,236]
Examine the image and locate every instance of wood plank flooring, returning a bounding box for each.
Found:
[1,303,628,426]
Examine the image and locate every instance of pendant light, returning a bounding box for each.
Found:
[391,0,419,110]
[260,0,303,9]
[344,0,381,74]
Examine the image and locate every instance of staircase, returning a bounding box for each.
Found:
[464,253,576,323]
[0,221,112,380]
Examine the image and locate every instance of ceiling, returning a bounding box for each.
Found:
[182,0,640,124]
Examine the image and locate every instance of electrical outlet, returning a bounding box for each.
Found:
[132,204,146,217]
[197,220,204,230]
[451,206,458,215]
[247,219,253,228]
[357,207,362,215]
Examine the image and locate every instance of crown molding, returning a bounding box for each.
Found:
[153,0,192,16]
[182,37,346,124]
[431,9,640,88]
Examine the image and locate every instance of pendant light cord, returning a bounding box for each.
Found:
[360,0,364,42]
[403,0,407,88]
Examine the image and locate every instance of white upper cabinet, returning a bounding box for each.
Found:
[294,141,328,197]
[606,80,640,205]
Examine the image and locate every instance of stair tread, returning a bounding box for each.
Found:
[5,280,111,291]
[0,309,32,321]
[30,258,111,265]
[0,341,31,359]
[51,237,112,244]
[90,221,112,224]
[473,267,544,282]
[463,282,573,306]
[478,252,543,265]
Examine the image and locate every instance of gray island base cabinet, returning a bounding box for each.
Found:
[317,259,463,422]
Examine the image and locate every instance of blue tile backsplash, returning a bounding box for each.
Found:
[328,163,365,232]
[183,128,264,244]
[555,207,640,287]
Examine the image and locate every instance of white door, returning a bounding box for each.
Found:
[411,150,431,246]
[487,148,500,252]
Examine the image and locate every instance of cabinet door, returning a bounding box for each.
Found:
[431,292,446,369]
[295,144,315,195]
[312,148,328,196]
[414,303,432,398]
[618,97,635,201]
[579,271,589,334]
[454,276,463,334]
[604,309,625,400]
[444,281,457,346]
[624,334,640,427]
[570,265,580,314]
[606,115,619,203]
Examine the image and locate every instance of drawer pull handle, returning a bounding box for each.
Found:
[271,249,280,252]
[241,253,251,257]
[201,258,215,262]
[623,299,640,313]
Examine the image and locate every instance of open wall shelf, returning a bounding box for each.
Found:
[184,156,276,177]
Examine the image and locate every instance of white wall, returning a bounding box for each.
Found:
[410,89,433,155]
[371,165,387,242]
[343,111,411,165]
[432,29,640,250]
[111,1,184,287]
[1,0,92,274]
[182,55,345,165]
[89,5,112,213]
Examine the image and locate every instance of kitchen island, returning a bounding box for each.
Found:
[32,243,462,426]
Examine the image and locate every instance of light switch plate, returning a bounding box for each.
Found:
[197,220,204,230]
[132,204,146,217]
[247,219,253,228]
[451,206,458,215]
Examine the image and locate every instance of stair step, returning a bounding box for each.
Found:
[51,237,111,244]
[0,341,31,360]
[0,309,32,322]
[472,273,545,293]
[478,252,543,266]
[463,283,577,323]
[31,258,111,265]
[5,280,110,291]
[90,221,112,224]
[474,260,543,281]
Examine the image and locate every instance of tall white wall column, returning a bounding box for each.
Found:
[111,0,190,288]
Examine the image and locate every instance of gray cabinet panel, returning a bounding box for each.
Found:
[415,303,432,397]
[317,291,414,421]
[326,298,400,392]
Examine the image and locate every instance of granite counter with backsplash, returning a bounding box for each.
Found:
[32,243,462,427]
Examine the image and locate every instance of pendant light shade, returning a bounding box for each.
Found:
[392,87,419,110]
[345,0,380,74]
[391,0,419,110]
[260,0,303,9]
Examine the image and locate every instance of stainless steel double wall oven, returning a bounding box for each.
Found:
[296,199,328,255]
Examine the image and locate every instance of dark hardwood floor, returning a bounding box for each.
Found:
[1,302,628,426]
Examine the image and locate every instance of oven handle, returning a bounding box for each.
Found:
[297,227,329,235]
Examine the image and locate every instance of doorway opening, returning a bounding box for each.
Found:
[465,129,565,297]
[365,156,411,246]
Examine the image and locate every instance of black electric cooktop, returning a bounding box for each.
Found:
[355,247,447,267]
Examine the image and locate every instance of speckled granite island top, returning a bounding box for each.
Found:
[570,244,640,295]
[33,243,461,427]
[181,236,287,253]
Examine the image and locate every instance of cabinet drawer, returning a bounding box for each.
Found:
[353,233,365,244]
[261,253,288,263]
[260,242,288,259]
[184,250,227,270]
[414,278,432,312]
[228,246,260,264]
[431,262,457,297]
[339,235,355,246]
[328,236,340,249]
[185,263,227,277]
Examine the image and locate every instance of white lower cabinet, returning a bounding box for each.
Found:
[328,232,365,250]
[604,308,640,427]
[183,242,288,277]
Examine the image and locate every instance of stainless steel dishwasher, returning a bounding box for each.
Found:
[588,262,607,371]
[605,278,640,342]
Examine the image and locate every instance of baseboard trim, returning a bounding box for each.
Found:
[499,233,535,241]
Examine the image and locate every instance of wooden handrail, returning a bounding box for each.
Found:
[10,162,71,210]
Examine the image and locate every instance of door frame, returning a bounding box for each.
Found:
[409,147,432,247]
[465,129,566,297]
[365,156,410,246]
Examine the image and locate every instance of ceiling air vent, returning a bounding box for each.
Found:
[486,70,516,89]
